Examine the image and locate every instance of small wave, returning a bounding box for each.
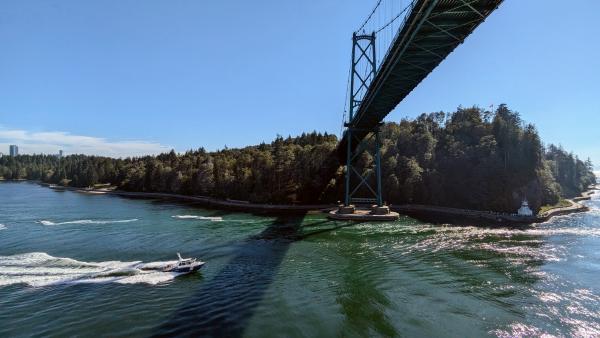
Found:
[586,206,600,216]
[171,215,223,222]
[0,224,6,230]
[422,225,600,238]
[492,323,548,338]
[394,224,599,264]
[38,219,139,226]
[0,252,184,287]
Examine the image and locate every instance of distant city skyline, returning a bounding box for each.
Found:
[4,143,65,158]
[0,128,168,158]
[0,1,598,166]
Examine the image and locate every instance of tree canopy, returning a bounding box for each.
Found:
[1,106,595,213]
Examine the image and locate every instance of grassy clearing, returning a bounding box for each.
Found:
[539,199,571,214]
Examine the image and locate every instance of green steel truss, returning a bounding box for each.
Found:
[339,0,503,161]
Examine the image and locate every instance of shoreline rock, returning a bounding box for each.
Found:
[23,181,598,225]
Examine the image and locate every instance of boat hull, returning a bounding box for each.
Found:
[166,262,205,273]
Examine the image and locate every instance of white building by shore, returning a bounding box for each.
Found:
[518,199,533,216]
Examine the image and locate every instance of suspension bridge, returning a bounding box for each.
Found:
[333,0,503,219]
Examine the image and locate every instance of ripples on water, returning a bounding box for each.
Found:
[0,182,599,337]
[297,200,600,337]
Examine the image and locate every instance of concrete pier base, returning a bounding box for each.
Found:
[338,205,356,214]
[328,205,399,221]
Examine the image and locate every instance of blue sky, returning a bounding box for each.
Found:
[0,1,598,166]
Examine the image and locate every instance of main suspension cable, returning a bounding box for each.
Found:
[356,0,383,33]
[376,1,414,33]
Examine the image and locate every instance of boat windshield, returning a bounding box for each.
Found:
[179,259,194,265]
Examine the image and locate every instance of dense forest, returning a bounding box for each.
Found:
[1,105,595,213]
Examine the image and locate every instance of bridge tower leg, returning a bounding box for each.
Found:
[344,32,383,207]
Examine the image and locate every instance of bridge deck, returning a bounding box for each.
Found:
[339,0,503,160]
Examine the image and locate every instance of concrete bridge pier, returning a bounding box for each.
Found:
[329,204,399,221]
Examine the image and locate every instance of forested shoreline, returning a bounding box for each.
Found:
[1,105,595,213]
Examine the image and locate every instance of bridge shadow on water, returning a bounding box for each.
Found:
[153,213,353,337]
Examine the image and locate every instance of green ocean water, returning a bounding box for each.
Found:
[1,182,599,337]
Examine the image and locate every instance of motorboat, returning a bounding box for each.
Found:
[163,253,205,273]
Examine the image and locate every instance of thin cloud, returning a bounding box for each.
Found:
[0,129,172,158]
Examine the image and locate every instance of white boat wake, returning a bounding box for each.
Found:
[0,252,184,287]
[170,215,269,224]
[171,215,223,222]
[0,224,6,230]
[38,219,139,226]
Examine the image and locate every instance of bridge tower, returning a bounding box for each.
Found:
[344,32,383,207]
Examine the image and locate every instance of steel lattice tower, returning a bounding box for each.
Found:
[344,32,383,207]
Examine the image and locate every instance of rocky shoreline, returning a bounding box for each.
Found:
[43,183,333,214]
[32,181,598,225]
[396,187,597,226]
